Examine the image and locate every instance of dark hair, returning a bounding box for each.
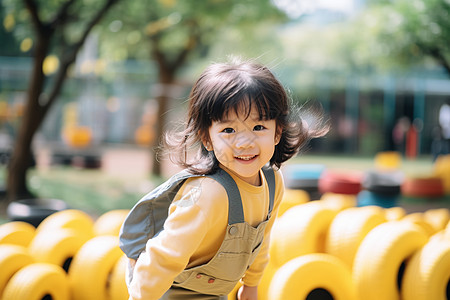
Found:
[163,58,328,174]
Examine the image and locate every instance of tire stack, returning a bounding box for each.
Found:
[358,170,403,208]
[0,209,130,300]
[253,197,450,300]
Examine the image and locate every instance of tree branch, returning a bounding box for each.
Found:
[49,0,77,28]
[429,47,450,76]
[23,0,44,33]
[46,0,120,111]
[171,21,201,71]
[417,42,450,76]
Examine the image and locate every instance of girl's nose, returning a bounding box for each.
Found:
[235,131,255,149]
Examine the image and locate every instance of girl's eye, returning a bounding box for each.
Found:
[253,125,266,131]
[222,128,235,134]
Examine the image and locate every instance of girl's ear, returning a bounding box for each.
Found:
[202,136,213,151]
[274,127,282,145]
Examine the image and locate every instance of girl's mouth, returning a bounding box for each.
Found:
[235,155,257,162]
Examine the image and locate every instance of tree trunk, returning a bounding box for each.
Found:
[6,34,51,202]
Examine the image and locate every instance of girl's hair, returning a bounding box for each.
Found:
[163,58,329,174]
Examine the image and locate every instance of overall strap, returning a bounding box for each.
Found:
[206,168,244,225]
[207,167,276,224]
[262,166,276,219]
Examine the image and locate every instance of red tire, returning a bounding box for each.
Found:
[401,177,444,197]
[319,170,363,195]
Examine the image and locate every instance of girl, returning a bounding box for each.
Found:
[121,58,328,300]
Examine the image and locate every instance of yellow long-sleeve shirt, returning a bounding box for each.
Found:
[128,167,284,300]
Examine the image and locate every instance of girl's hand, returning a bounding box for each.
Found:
[237,285,258,300]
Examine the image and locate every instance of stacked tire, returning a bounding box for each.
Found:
[251,196,450,300]
[0,209,129,300]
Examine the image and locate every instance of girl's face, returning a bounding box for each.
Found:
[206,106,280,186]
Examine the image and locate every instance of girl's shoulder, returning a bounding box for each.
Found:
[179,176,229,208]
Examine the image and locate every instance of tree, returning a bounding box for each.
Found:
[347,0,450,75]
[2,0,119,204]
[98,0,286,175]
[386,0,450,75]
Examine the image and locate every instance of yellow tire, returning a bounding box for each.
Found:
[28,228,91,270]
[401,212,436,236]
[353,221,428,300]
[227,282,242,300]
[402,232,450,300]
[0,221,36,246]
[423,208,450,232]
[268,253,357,300]
[374,151,401,170]
[36,209,95,237]
[270,201,337,267]
[2,263,69,300]
[319,192,357,211]
[257,260,278,300]
[0,245,34,296]
[433,154,450,194]
[69,235,123,300]
[277,189,309,217]
[444,221,450,239]
[384,206,406,221]
[109,254,129,300]
[94,209,130,236]
[325,206,386,268]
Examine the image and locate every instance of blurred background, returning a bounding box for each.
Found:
[0,0,449,216]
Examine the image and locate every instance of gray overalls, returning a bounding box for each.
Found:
[120,167,275,299]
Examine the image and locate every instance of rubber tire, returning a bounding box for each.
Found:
[401,213,436,237]
[257,260,278,300]
[2,263,69,300]
[28,228,91,269]
[227,282,242,300]
[402,232,450,300]
[270,201,337,267]
[352,221,428,300]
[374,151,402,170]
[318,170,363,195]
[384,206,406,221]
[0,245,34,296]
[94,209,130,236]
[325,206,386,268]
[277,189,309,217]
[401,176,445,198]
[423,208,450,232]
[433,154,450,194]
[109,254,129,300]
[36,209,95,237]
[268,253,357,300]
[0,221,36,246]
[362,170,402,195]
[320,192,357,211]
[69,235,123,300]
[357,190,399,208]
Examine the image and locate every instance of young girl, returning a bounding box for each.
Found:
[120,58,328,300]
